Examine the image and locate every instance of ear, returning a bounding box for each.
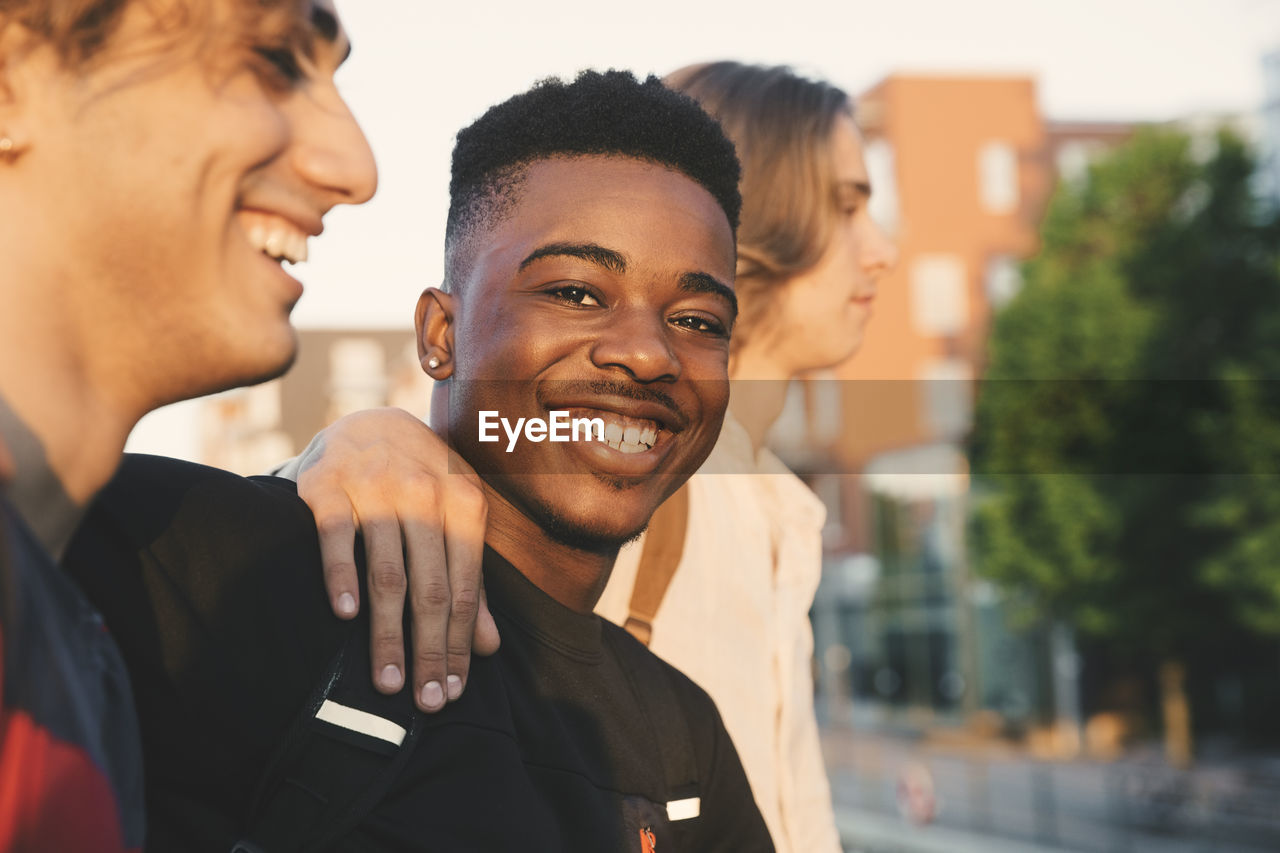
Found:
[415,286,456,379]
[0,24,49,157]
[0,20,24,105]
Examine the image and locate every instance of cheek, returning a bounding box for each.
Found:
[454,308,572,384]
[817,233,862,296]
[778,277,842,338]
[706,382,731,424]
[677,339,732,382]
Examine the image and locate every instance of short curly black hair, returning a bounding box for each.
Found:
[444,69,742,285]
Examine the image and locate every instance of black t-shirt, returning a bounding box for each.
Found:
[65,455,774,852]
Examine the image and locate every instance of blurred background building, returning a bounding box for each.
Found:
[767,75,1136,751]
[195,331,431,475]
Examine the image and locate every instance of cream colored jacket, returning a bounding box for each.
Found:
[595,413,841,853]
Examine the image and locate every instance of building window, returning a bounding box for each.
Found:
[985,255,1023,309]
[864,138,899,234]
[978,141,1019,214]
[910,254,968,336]
[328,337,388,421]
[919,359,973,438]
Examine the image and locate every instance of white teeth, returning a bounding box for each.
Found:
[577,410,660,453]
[246,220,308,264]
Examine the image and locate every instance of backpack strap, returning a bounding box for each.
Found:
[623,484,690,647]
[233,630,421,853]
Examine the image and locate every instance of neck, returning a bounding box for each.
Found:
[0,314,139,557]
[429,389,618,614]
[0,389,132,559]
[480,486,618,614]
[727,345,794,454]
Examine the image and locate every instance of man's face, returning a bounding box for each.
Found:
[770,114,897,374]
[11,0,376,411]
[436,156,736,551]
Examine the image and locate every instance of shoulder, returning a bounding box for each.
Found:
[67,453,327,632]
[89,453,312,546]
[66,453,335,647]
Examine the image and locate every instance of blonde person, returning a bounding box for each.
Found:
[287,62,896,850]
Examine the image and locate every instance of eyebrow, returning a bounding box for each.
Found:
[519,242,737,321]
[836,179,873,200]
[680,272,738,322]
[518,242,627,274]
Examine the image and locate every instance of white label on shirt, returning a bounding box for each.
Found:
[314,699,407,746]
[666,797,701,821]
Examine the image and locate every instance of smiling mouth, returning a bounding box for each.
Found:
[570,408,662,454]
[239,211,309,265]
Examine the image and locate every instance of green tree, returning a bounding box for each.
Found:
[969,127,1280,763]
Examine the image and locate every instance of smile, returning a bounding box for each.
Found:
[569,408,662,454]
[526,392,690,481]
[554,406,679,483]
[238,211,310,265]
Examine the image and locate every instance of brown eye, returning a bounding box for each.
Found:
[672,314,728,337]
[549,285,601,307]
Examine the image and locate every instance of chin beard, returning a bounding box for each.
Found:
[514,471,653,556]
[530,499,648,556]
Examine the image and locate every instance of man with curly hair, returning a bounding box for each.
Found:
[0,1,376,848]
[68,70,775,851]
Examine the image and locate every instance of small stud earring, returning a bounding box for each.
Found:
[0,136,14,154]
[427,356,441,370]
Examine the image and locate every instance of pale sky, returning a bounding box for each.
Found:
[294,0,1280,330]
[127,0,1280,456]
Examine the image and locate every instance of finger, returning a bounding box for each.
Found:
[309,494,361,621]
[441,480,488,699]
[402,503,450,712]
[361,512,409,695]
[472,577,501,657]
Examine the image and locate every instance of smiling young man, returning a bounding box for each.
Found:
[64,70,775,851]
[0,0,376,848]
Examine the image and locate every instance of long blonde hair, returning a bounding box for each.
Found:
[665,62,854,353]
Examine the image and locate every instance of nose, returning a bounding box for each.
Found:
[589,306,681,383]
[860,215,899,279]
[290,85,379,207]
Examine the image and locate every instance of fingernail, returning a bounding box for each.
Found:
[337,592,356,617]
[421,680,444,710]
[446,674,462,701]
[379,664,402,690]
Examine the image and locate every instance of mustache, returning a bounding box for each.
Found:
[538,378,691,429]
